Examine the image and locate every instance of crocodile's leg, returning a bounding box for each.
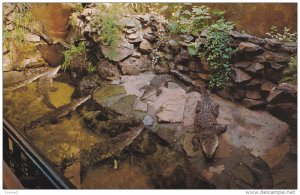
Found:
[156,88,162,96]
[192,134,201,151]
[216,124,227,135]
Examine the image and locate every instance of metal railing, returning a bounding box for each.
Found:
[3,118,76,189]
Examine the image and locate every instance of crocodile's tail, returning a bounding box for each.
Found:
[42,95,57,110]
[163,75,189,91]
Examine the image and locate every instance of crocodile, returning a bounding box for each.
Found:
[22,95,91,132]
[37,65,61,110]
[192,86,227,159]
[80,123,144,179]
[140,74,188,100]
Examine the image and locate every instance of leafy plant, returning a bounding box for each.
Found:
[280,56,297,85]
[266,26,297,42]
[203,19,235,89]
[62,42,88,70]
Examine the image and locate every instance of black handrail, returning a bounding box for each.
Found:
[3,118,76,189]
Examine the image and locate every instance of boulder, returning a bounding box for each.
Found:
[261,80,276,96]
[120,17,142,29]
[263,51,290,63]
[119,57,141,75]
[267,103,297,130]
[156,88,187,123]
[143,33,156,42]
[232,68,252,84]
[239,42,262,53]
[234,61,252,69]
[101,40,134,62]
[267,83,297,104]
[245,89,262,100]
[25,34,41,42]
[241,98,266,109]
[97,60,120,80]
[230,31,250,41]
[139,38,153,53]
[245,62,264,74]
[260,143,290,169]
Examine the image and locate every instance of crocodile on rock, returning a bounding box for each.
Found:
[140,74,188,100]
[192,86,227,159]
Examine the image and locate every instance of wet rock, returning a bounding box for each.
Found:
[97,60,120,80]
[64,161,81,188]
[241,98,266,109]
[245,89,262,100]
[135,101,148,112]
[234,61,252,69]
[93,85,126,105]
[110,95,136,116]
[131,130,156,155]
[230,164,260,189]
[143,115,154,126]
[139,38,153,54]
[239,42,262,53]
[202,165,225,181]
[182,133,202,158]
[183,92,201,127]
[155,88,187,123]
[245,62,264,74]
[260,143,290,169]
[156,127,178,148]
[73,74,102,97]
[232,68,252,84]
[101,40,134,62]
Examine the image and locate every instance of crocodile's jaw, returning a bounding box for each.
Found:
[140,86,156,100]
[201,134,219,158]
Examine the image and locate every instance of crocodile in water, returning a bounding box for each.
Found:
[80,123,144,179]
[37,65,61,110]
[22,95,91,132]
[140,74,188,100]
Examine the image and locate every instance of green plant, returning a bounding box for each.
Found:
[280,56,297,85]
[62,42,87,71]
[266,26,297,42]
[203,19,235,89]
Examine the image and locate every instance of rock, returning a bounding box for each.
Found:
[245,89,262,100]
[263,51,290,63]
[230,31,250,41]
[265,38,282,48]
[64,161,81,188]
[245,78,261,88]
[120,57,141,75]
[120,17,142,29]
[101,40,134,62]
[132,52,141,59]
[269,62,285,71]
[143,115,154,126]
[175,51,191,64]
[261,80,276,96]
[73,74,102,97]
[180,34,195,43]
[248,36,266,45]
[126,32,141,40]
[241,98,266,108]
[251,55,266,63]
[3,54,11,72]
[139,38,153,54]
[265,67,283,83]
[234,61,252,69]
[25,34,41,42]
[183,92,201,127]
[188,60,201,72]
[267,103,297,130]
[202,165,225,181]
[110,95,136,116]
[177,65,190,72]
[201,58,210,72]
[143,33,156,42]
[93,85,126,105]
[239,42,262,53]
[37,43,65,67]
[232,68,252,83]
[155,88,187,123]
[97,60,120,80]
[280,42,297,53]
[267,84,297,104]
[245,62,264,74]
[200,29,208,37]
[260,143,290,169]
[135,101,148,112]
[198,73,210,81]
[156,126,178,148]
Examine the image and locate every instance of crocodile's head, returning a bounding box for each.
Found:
[140,86,156,100]
[201,133,219,159]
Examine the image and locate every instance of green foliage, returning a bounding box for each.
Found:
[266,26,297,42]
[280,56,297,85]
[62,42,87,71]
[203,19,235,89]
